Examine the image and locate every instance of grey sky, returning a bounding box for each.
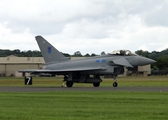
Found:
[0,0,168,55]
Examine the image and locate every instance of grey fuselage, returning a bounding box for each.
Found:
[18,36,156,87]
[43,54,153,76]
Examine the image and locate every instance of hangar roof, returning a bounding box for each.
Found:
[0,55,45,64]
[0,55,85,64]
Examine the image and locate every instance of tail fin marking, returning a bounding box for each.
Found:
[35,36,69,63]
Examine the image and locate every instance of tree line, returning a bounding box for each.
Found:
[135,49,168,70]
[0,49,103,57]
[0,49,168,70]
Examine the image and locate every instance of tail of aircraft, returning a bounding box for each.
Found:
[35,35,70,64]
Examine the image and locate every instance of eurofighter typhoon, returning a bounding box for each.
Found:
[19,36,156,87]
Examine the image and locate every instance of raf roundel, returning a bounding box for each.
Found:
[48,46,52,54]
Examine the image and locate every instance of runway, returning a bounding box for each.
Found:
[0,86,168,92]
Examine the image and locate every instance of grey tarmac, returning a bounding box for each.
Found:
[0,86,168,92]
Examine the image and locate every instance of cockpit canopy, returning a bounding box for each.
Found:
[109,50,138,56]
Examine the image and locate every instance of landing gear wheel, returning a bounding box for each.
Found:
[113,82,118,87]
[93,82,100,87]
[66,81,73,87]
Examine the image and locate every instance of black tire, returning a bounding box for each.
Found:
[113,82,118,87]
[93,82,100,87]
[66,81,73,87]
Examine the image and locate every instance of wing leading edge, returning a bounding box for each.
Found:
[18,67,106,74]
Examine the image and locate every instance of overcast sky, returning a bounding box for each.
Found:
[0,0,168,55]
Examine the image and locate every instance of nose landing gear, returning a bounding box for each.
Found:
[112,75,118,87]
[113,81,118,87]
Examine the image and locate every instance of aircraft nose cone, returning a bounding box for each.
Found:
[138,56,156,66]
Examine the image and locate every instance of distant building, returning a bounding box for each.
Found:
[0,55,44,77]
[0,55,151,77]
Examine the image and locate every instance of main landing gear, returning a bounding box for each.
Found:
[62,75,74,87]
[61,74,118,87]
[66,81,73,87]
[93,82,100,87]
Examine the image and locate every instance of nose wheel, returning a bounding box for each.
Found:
[112,74,118,87]
[113,82,118,87]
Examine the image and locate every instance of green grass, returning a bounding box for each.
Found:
[0,76,168,120]
[0,91,168,120]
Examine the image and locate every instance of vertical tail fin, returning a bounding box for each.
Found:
[35,35,69,63]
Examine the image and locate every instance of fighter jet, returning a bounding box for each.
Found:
[19,36,156,87]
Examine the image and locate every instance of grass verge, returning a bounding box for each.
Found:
[0,91,168,120]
